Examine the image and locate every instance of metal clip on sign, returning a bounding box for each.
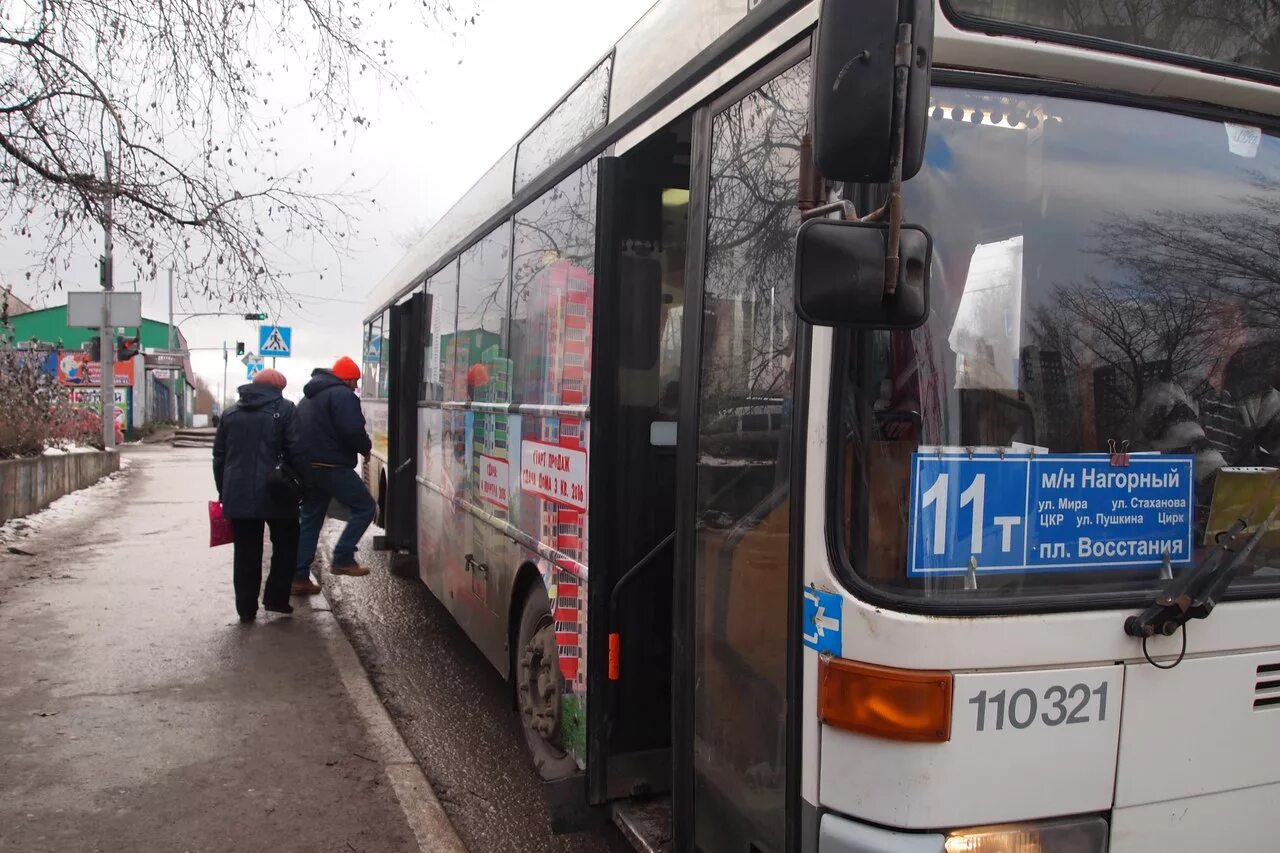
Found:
[1109,439,1130,468]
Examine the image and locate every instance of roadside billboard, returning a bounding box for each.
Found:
[56,351,134,387]
[69,387,128,428]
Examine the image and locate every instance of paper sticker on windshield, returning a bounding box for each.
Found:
[1225,123,1261,159]
[907,451,1194,577]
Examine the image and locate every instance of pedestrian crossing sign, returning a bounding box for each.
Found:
[259,325,292,357]
[245,355,265,379]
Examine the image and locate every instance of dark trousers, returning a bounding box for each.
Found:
[296,465,376,577]
[231,517,299,618]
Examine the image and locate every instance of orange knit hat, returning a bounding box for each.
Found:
[332,356,362,381]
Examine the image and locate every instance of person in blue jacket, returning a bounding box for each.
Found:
[294,356,376,592]
[212,369,308,622]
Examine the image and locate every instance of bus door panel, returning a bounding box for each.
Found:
[386,291,427,574]
[587,126,692,804]
[675,47,811,853]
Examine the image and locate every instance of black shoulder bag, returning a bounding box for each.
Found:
[266,404,306,506]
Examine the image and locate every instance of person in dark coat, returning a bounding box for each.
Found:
[212,369,309,622]
[294,356,376,592]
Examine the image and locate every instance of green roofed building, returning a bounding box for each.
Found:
[3,304,197,430]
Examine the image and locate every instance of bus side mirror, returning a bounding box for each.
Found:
[812,0,934,183]
[794,219,931,328]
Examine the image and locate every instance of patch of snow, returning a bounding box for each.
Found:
[38,443,103,456]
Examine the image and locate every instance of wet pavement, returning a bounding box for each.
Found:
[319,525,628,852]
[0,446,434,853]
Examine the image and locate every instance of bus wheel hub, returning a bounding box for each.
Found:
[520,621,559,740]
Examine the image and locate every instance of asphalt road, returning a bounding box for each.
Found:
[318,529,628,853]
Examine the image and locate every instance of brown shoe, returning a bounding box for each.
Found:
[291,579,322,595]
[331,563,370,577]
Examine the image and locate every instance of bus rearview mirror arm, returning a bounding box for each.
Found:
[881,21,914,297]
[801,0,934,325]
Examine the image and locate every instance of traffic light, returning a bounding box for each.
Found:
[235,341,245,356]
[244,312,267,321]
[85,337,101,361]
[116,334,140,361]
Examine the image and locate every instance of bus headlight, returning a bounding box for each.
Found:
[944,815,1108,852]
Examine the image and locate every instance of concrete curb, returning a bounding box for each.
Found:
[312,601,468,853]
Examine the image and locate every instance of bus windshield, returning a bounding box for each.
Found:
[945,0,1280,78]
[839,87,1280,607]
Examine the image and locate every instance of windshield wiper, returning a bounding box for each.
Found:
[1124,501,1280,638]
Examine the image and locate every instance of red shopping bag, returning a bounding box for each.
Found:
[208,500,233,547]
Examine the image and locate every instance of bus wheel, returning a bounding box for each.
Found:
[515,585,577,779]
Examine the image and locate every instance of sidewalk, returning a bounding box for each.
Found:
[0,445,462,853]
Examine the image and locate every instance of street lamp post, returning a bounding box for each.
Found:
[99,151,116,450]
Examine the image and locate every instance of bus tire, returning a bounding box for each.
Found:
[515,583,578,780]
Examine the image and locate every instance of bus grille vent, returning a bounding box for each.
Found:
[1255,662,1280,711]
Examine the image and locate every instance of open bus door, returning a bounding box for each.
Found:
[577,124,691,833]
[586,53,807,851]
[383,290,428,576]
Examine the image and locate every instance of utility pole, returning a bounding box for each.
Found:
[99,152,116,450]
[168,266,182,427]
[222,341,228,412]
[167,267,175,353]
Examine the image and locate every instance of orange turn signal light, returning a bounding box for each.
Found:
[819,657,952,743]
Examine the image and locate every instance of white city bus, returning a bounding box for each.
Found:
[361,0,1280,850]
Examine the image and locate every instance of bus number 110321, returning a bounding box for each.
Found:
[968,682,1108,732]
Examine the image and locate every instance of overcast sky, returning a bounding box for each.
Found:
[4,0,655,401]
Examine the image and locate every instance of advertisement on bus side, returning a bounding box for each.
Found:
[519,439,587,511]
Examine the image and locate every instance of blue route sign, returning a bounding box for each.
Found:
[802,587,842,655]
[259,325,292,357]
[907,451,1194,577]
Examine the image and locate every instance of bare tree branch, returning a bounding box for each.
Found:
[0,0,477,301]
